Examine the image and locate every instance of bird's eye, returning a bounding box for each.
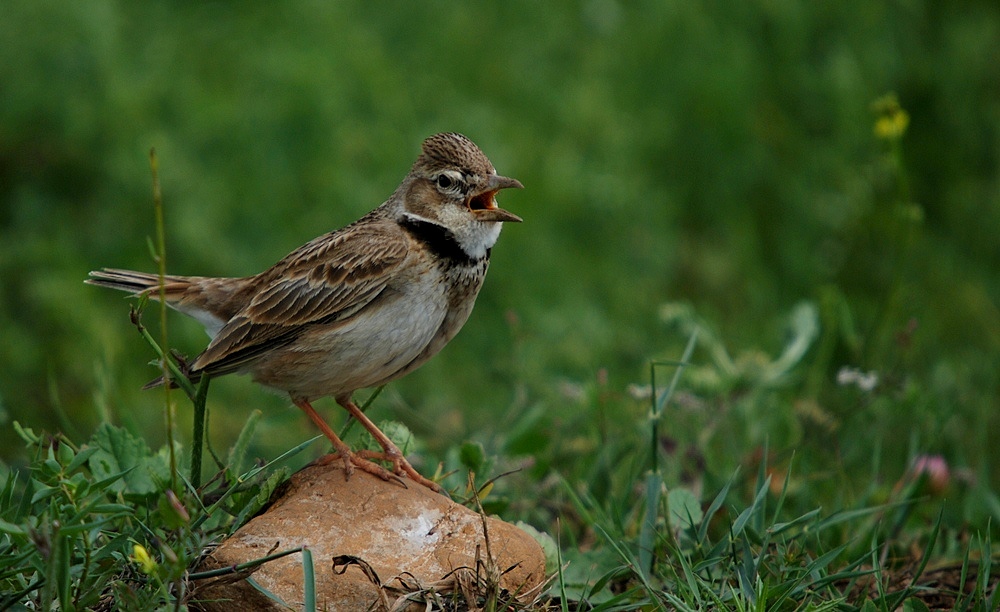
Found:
[436,174,454,190]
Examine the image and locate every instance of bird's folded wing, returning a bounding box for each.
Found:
[191,224,409,375]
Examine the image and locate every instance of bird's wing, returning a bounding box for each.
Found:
[191,223,409,376]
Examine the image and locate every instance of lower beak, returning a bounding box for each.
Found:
[469,174,524,223]
[474,206,523,223]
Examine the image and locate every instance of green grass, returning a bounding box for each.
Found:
[2,1,1000,608]
[5,328,997,608]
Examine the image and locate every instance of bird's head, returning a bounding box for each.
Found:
[397,133,522,255]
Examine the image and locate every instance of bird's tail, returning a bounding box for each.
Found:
[87,267,244,343]
[87,269,209,388]
[85,268,193,300]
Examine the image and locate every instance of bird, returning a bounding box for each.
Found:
[86,132,523,493]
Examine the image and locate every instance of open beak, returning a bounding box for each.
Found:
[468,174,524,223]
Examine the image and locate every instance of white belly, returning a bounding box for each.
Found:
[248,280,449,399]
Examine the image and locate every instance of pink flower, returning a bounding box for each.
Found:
[911,455,950,496]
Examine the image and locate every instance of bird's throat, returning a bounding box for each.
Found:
[398,214,489,266]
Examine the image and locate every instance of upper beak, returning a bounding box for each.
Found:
[488,175,524,191]
[469,174,524,223]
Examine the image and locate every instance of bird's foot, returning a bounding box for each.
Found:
[314,450,407,488]
[356,447,444,494]
[333,396,445,494]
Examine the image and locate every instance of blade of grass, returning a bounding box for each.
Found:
[731,476,770,536]
[227,409,263,476]
[698,469,739,543]
[901,506,942,596]
[753,439,769,533]
[56,532,71,611]
[953,538,973,611]
[594,523,665,606]
[555,518,569,612]
[188,546,305,580]
[246,576,293,607]
[980,524,996,609]
[677,546,705,608]
[768,508,822,537]
[733,529,757,605]
[149,147,178,494]
[190,374,211,489]
[649,330,698,475]
[869,531,888,612]
[639,471,662,579]
[302,546,316,612]
[191,435,320,530]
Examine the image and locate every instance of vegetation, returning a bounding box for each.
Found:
[2,1,999,608]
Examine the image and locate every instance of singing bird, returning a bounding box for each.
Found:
[87,133,522,492]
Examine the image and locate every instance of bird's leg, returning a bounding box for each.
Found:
[292,397,405,487]
[336,395,444,494]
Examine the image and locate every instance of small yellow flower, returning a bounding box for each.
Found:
[132,543,158,575]
[874,110,910,140]
[872,93,910,140]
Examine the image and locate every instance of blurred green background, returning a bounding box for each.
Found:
[2,1,999,506]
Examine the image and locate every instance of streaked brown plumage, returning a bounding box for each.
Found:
[87,133,522,492]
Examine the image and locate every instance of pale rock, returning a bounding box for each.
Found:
[195,463,547,610]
